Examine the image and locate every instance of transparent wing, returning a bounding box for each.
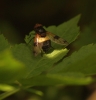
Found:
[33,34,42,56]
[46,32,69,46]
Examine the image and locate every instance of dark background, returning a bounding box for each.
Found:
[0,0,96,100]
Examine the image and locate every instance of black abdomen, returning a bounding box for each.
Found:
[42,40,51,53]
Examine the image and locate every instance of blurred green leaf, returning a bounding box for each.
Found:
[0,88,19,100]
[25,88,43,96]
[20,73,92,87]
[0,84,16,91]
[0,49,26,83]
[0,34,10,52]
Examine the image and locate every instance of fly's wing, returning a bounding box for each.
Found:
[33,34,42,56]
[46,32,69,46]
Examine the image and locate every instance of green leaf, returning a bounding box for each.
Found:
[0,34,10,52]
[26,48,69,77]
[16,15,80,78]
[73,26,96,49]
[25,88,43,96]
[0,84,16,91]
[0,88,19,100]
[49,44,96,75]
[20,73,92,87]
[12,43,69,78]
[11,43,40,77]
[11,43,34,71]
[0,49,26,83]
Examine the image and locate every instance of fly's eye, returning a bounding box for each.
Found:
[37,27,46,33]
